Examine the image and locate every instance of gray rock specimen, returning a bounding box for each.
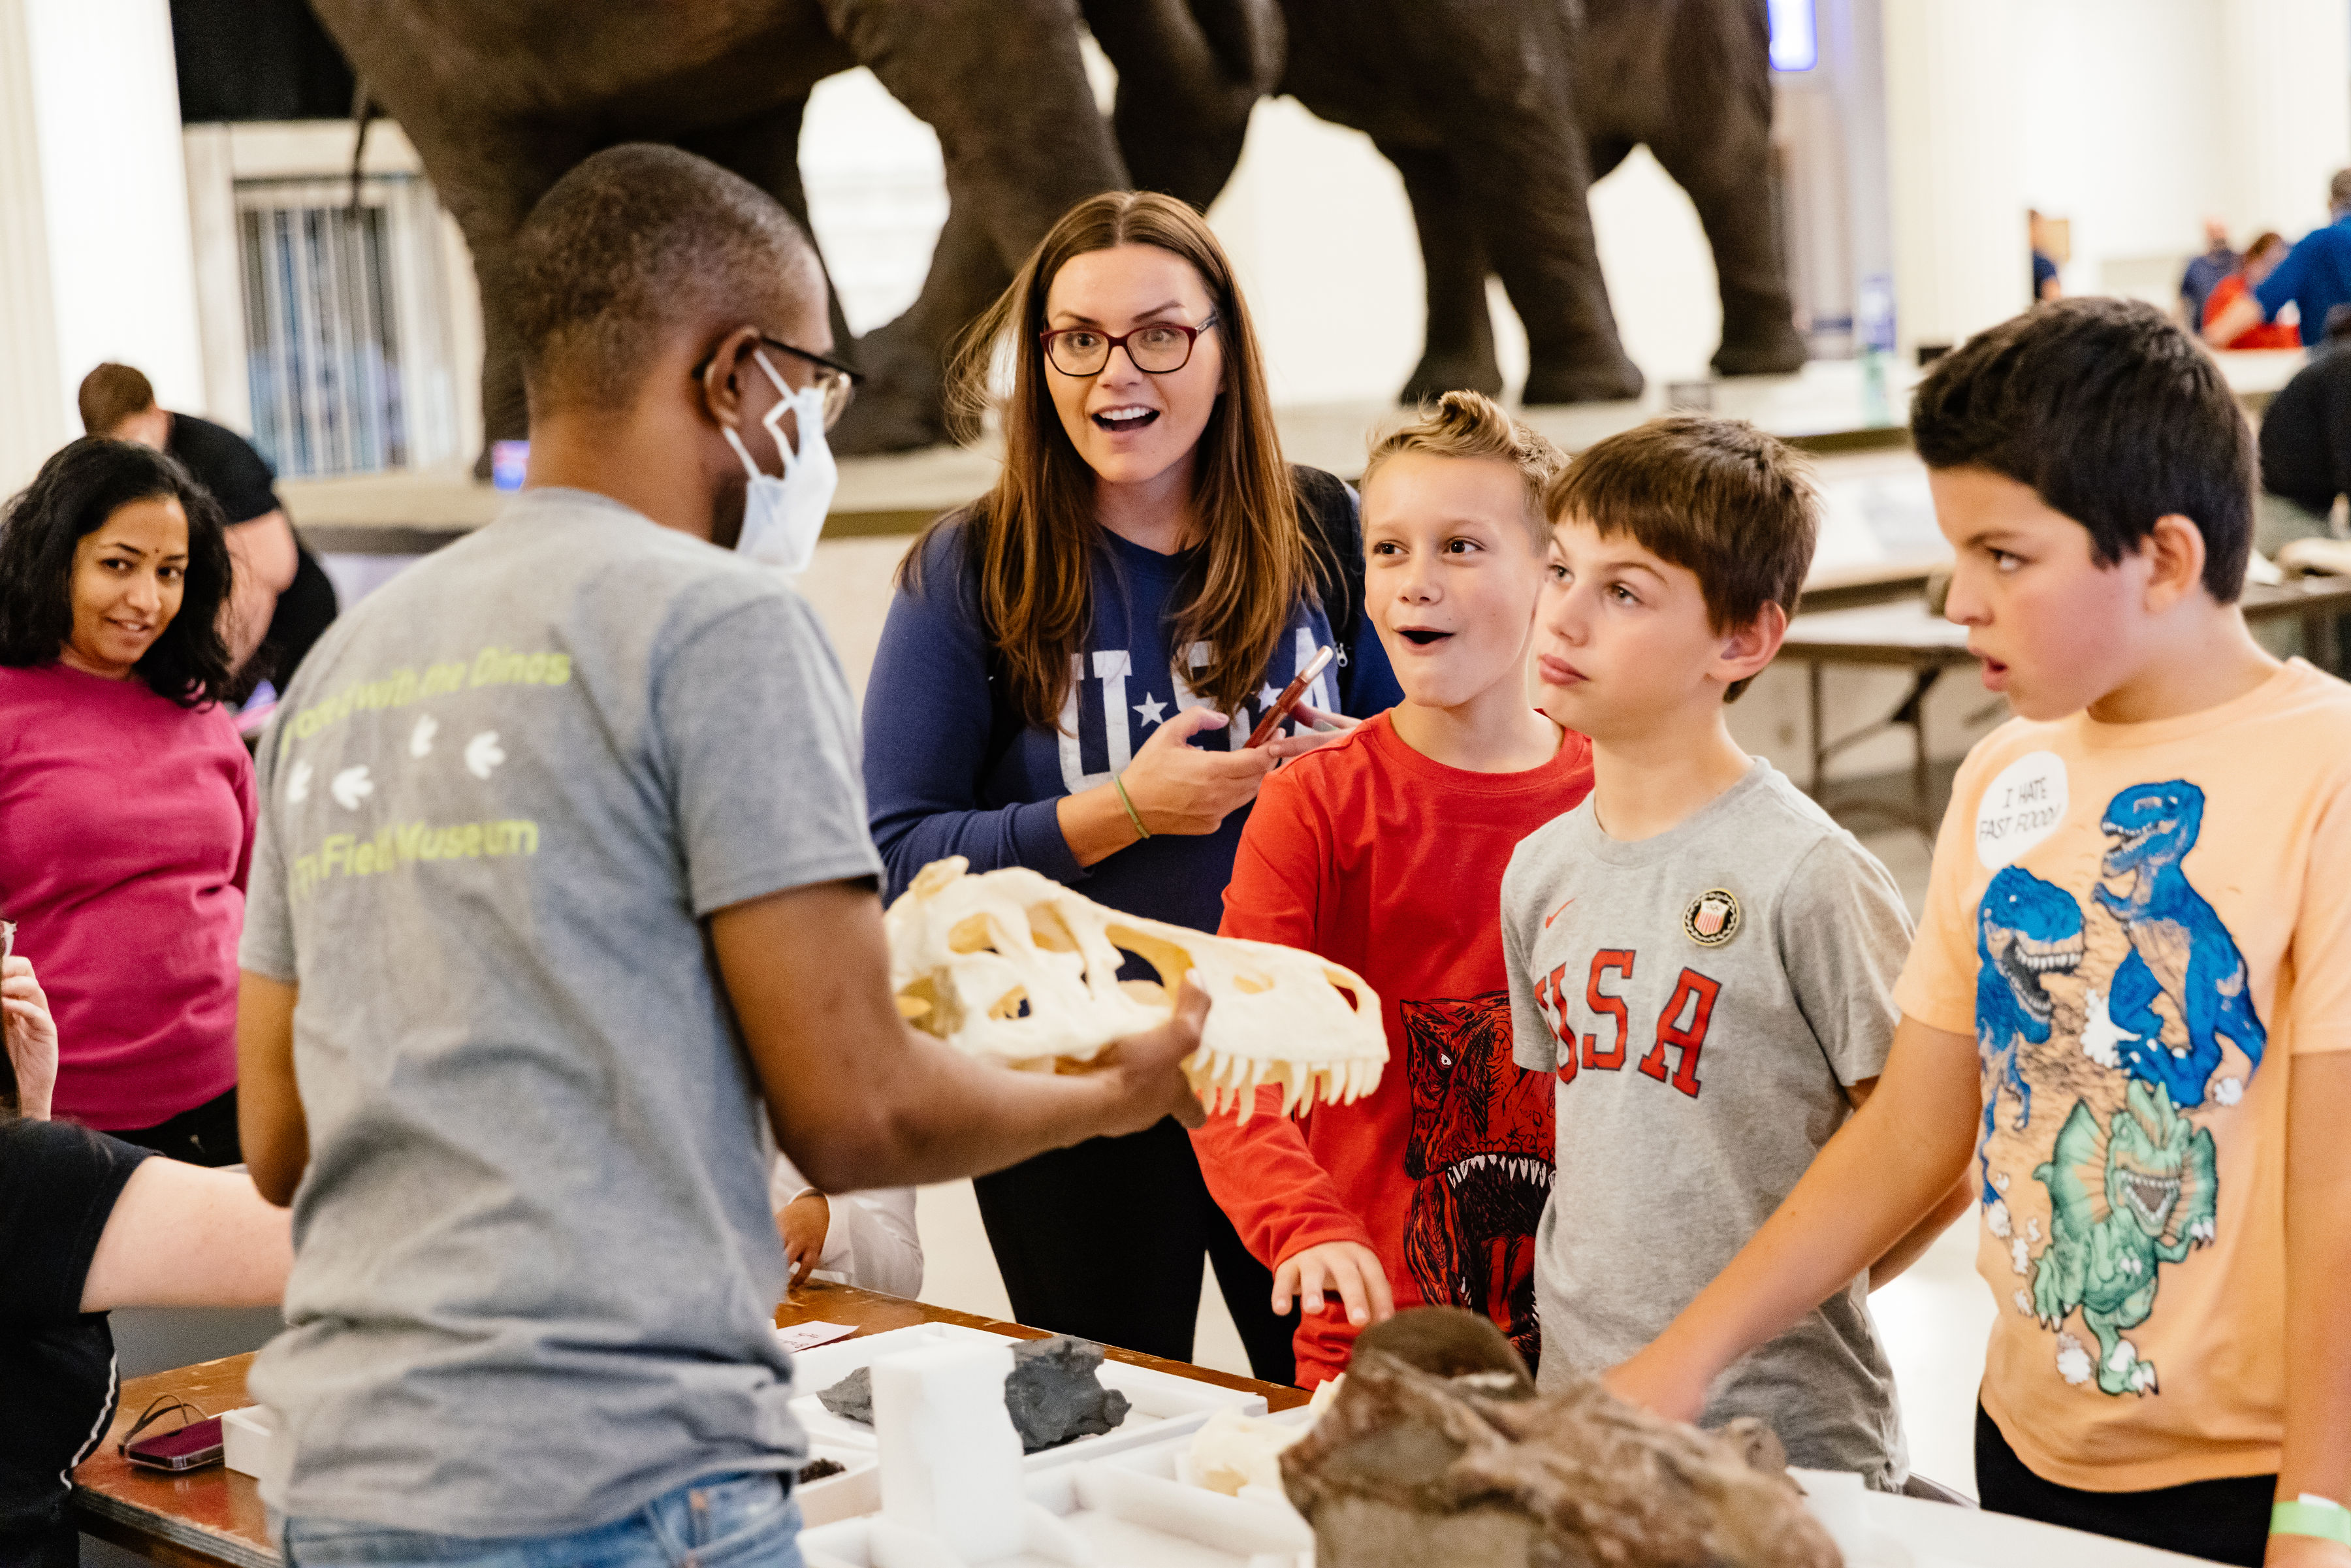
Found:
[814,1334,1130,1455]
[1004,1334,1131,1454]
[816,1366,873,1426]
[1281,1307,1841,1568]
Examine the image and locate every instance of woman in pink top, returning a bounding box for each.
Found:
[0,437,253,1164]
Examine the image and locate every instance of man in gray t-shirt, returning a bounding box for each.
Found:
[236,148,1207,1564]
[1502,761,1914,1485]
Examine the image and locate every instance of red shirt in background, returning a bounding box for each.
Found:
[0,664,255,1130]
[2205,271,2301,350]
[1192,712,1592,1383]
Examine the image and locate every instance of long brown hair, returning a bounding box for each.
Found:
[904,191,1307,729]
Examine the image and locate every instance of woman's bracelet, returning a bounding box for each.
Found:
[1113,771,1151,840]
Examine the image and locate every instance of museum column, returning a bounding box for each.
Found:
[0,0,205,490]
[2220,0,2351,240]
[1879,0,2028,356]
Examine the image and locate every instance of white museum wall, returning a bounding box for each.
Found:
[0,0,206,488]
[2017,0,2351,306]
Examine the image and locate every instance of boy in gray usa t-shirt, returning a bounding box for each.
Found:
[1505,415,1920,1489]
[1501,761,1913,1484]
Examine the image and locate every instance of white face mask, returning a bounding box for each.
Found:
[722,350,839,573]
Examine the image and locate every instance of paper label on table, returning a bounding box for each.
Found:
[1976,750,2068,869]
[775,1320,860,1353]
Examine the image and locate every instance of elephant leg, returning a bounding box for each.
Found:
[1379,138,1503,402]
[400,117,592,477]
[822,0,1129,453]
[1641,36,1806,377]
[831,199,1013,453]
[1082,0,1276,211]
[677,95,856,364]
[1406,6,1642,405]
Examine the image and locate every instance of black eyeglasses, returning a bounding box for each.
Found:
[694,334,863,430]
[1039,315,1218,377]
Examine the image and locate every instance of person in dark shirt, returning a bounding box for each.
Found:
[2206,168,2351,347]
[0,952,289,1568]
[2181,217,2240,328]
[76,363,338,694]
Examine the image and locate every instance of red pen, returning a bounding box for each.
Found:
[1245,645,1336,747]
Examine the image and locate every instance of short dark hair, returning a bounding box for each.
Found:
[509,144,822,413]
[0,438,236,707]
[1544,416,1818,699]
[78,362,156,436]
[1910,297,2253,601]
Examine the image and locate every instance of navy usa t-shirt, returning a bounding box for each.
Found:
[865,505,1400,934]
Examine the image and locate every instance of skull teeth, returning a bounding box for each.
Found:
[1187,1046,1383,1123]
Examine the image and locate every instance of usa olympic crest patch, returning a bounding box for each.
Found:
[1682,888,1742,947]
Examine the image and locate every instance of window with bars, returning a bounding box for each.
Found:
[234,172,458,478]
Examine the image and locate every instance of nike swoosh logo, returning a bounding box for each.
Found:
[1544,897,1576,928]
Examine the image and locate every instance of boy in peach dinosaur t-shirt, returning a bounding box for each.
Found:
[1605,299,2351,1568]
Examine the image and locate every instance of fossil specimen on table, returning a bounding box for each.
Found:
[1281,1308,1841,1568]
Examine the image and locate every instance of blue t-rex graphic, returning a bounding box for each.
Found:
[2093,782,2265,1108]
[1975,865,2085,1201]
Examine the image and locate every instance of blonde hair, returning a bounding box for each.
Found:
[905,191,1304,730]
[1362,391,1567,548]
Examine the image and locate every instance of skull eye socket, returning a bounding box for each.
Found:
[1027,904,1080,953]
[949,914,1000,955]
[987,988,1034,1021]
[1326,974,1364,1012]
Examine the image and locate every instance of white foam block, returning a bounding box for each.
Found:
[871,1341,1026,1562]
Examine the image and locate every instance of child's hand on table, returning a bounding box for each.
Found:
[779,1191,831,1290]
[2,954,58,1123]
[1602,1343,1710,1424]
[1273,1240,1394,1328]
[2268,1532,2351,1567]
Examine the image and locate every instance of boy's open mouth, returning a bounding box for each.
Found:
[1092,406,1159,433]
[1397,627,1452,647]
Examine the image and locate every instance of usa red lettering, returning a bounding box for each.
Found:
[1583,950,1633,1071]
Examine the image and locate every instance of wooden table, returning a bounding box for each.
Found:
[71,1282,1306,1567]
[1782,575,2351,832]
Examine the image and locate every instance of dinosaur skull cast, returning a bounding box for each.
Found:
[884,857,1386,1121]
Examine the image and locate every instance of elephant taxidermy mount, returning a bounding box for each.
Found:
[305,0,1803,468]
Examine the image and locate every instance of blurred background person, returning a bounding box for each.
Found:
[2205,168,2351,347]
[771,1157,921,1298]
[2202,232,2301,348]
[0,438,253,1165]
[78,362,338,697]
[2179,217,2240,328]
[2029,210,2063,302]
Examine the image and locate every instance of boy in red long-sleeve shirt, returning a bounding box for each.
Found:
[1192,392,1591,1384]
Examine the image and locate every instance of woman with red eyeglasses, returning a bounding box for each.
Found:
[862,191,1401,1383]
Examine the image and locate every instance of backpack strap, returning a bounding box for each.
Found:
[1292,464,1367,711]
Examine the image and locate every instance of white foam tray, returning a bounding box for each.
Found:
[787,1324,1265,1466]
[801,1413,2218,1568]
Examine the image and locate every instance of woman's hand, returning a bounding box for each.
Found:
[1258,703,1361,761]
[1273,1240,1394,1328]
[2,955,58,1123]
[1117,706,1278,835]
[779,1191,831,1291]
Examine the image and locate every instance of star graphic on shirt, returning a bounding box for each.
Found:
[1133,692,1168,728]
[1256,682,1284,709]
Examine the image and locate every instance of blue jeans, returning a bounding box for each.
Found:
[280,1473,803,1568]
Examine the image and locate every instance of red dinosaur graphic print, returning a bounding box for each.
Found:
[1401,991,1555,1368]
